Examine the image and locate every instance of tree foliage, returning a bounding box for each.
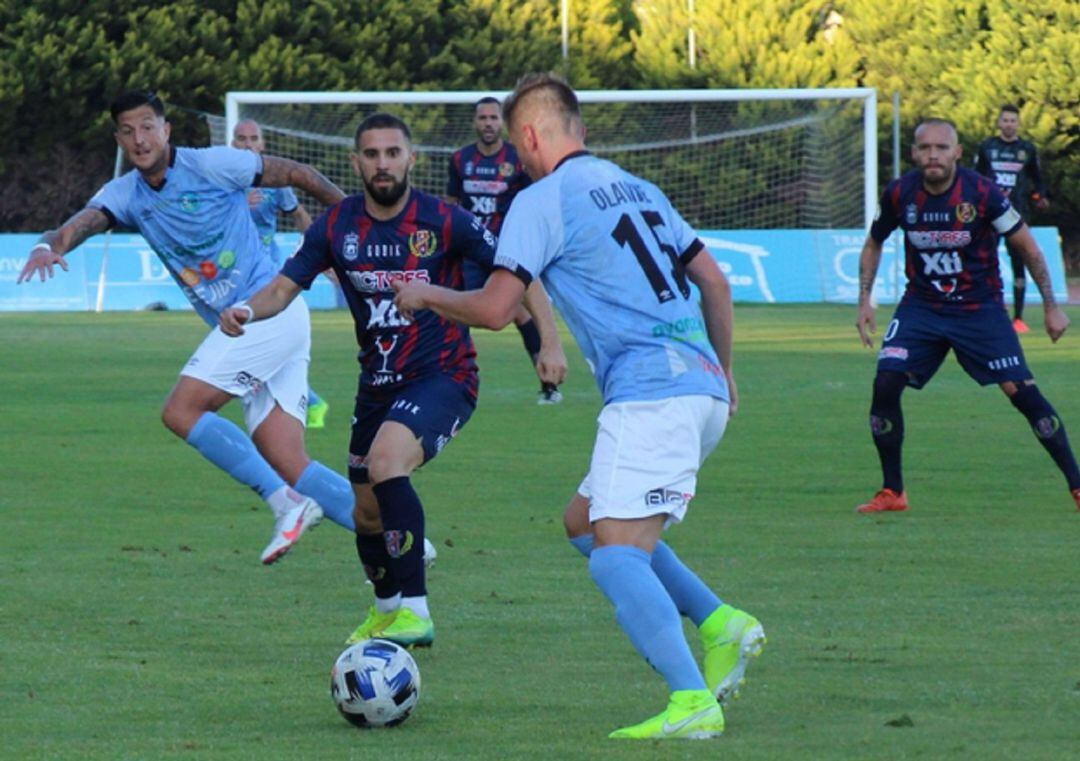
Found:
[1,0,1076,256]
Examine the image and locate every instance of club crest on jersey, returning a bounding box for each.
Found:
[1017,149,1027,162]
[956,202,977,223]
[408,229,437,258]
[905,204,918,225]
[343,232,360,261]
[178,192,201,214]
[464,161,474,175]
[498,161,515,177]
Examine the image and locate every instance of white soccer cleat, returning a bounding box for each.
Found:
[423,537,437,568]
[260,497,323,565]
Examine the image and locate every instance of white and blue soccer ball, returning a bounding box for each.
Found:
[330,638,421,728]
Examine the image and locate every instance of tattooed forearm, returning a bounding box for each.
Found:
[1023,250,1056,306]
[45,208,109,255]
[261,156,345,207]
[858,238,882,301]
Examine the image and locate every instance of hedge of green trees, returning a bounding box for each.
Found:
[2,1,1076,257]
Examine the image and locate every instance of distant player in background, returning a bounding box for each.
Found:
[221,113,566,649]
[232,119,330,429]
[18,90,360,564]
[974,104,1050,334]
[395,73,764,741]
[448,96,563,405]
[856,118,1080,514]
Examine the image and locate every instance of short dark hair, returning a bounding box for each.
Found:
[1000,103,1020,116]
[914,117,958,137]
[354,112,411,147]
[502,72,581,131]
[110,90,165,123]
[474,96,500,110]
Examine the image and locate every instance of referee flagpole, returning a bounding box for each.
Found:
[94,145,124,313]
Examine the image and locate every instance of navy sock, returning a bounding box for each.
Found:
[870,371,906,492]
[355,532,399,599]
[1010,384,1080,490]
[589,545,706,691]
[295,461,356,530]
[185,412,285,500]
[517,319,556,393]
[372,476,427,597]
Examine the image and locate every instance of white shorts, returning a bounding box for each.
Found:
[181,297,312,433]
[579,395,729,526]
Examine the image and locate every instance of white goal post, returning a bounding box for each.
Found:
[221,88,877,233]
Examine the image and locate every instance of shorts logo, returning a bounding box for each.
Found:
[408,230,437,259]
[384,530,414,558]
[905,204,918,225]
[343,233,360,261]
[987,355,1021,371]
[233,370,262,389]
[956,202,977,223]
[879,346,909,360]
[644,488,693,509]
[348,453,368,470]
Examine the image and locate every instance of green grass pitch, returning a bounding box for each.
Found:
[2,305,1078,760]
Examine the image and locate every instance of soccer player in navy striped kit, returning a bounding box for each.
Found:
[855,118,1080,513]
[448,97,563,404]
[221,113,566,647]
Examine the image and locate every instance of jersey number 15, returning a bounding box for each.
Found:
[611,210,690,303]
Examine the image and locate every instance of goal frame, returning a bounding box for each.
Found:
[226,87,878,230]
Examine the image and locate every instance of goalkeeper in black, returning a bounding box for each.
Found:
[975,103,1050,333]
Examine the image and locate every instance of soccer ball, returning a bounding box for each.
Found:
[330,638,421,728]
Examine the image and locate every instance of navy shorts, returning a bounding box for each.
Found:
[877,301,1032,389]
[348,374,477,484]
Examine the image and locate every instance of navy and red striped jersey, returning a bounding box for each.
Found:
[446,142,530,235]
[283,189,498,396]
[870,167,1023,312]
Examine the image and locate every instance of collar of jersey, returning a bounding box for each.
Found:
[554,150,591,173]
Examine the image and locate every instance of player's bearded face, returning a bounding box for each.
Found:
[997,113,1019,139]
[114,106,171,175]
[912,123,961,187]
[353,128,415,208]
[474,105,503,147]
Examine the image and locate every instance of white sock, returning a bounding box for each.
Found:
[401,595,429,619]
[375,593,402,614]
[266,486,301,519]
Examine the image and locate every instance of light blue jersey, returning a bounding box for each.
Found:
[495,152,728,405]
[247,186,299,266]
[89,146,276,326]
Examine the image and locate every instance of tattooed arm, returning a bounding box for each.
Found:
[856,235,884,347]
[17,207,110,284]
[259,155,345,207]
[1008,224,1069,342]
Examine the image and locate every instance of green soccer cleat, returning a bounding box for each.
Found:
[344,606,398,645]
[700,604,766,706]
[307,398,330,429]
[608,690,724,740]
[377,608,435,649]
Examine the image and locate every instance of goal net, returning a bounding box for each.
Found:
[214,89,877,234]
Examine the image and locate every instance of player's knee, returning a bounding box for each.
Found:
[161,400,194,438]
[871,370,906,404]
[365,449,411,485]
[563,493,591,538]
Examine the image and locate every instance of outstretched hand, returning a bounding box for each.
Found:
[17,247,68,284]
[392,279,428,322]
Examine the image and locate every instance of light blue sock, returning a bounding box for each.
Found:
[295,461,355,530]
[652,541,723,627]
[570,535,722,626]
[186,412,285,500]
[309,388,323,406]
[589,545,706,692]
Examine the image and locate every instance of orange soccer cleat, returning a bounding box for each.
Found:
[1072,488,1080,512]
[1013,318,1031,334]
[855,488,909,514]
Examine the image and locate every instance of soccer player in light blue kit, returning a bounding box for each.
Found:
[18,90,357,564]
[232,118,331,429]
[393,73,766,740]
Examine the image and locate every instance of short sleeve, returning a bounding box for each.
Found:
[869,181,900,243]
[277,186,299,213]
[492,186,558,286]
[447,152,464,198]
[662,198,705,265]
[452,207,498,272]
[281,209,334,289]
[190,146,261,192]
[987,185,1023,236]
[87,176,132,229]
